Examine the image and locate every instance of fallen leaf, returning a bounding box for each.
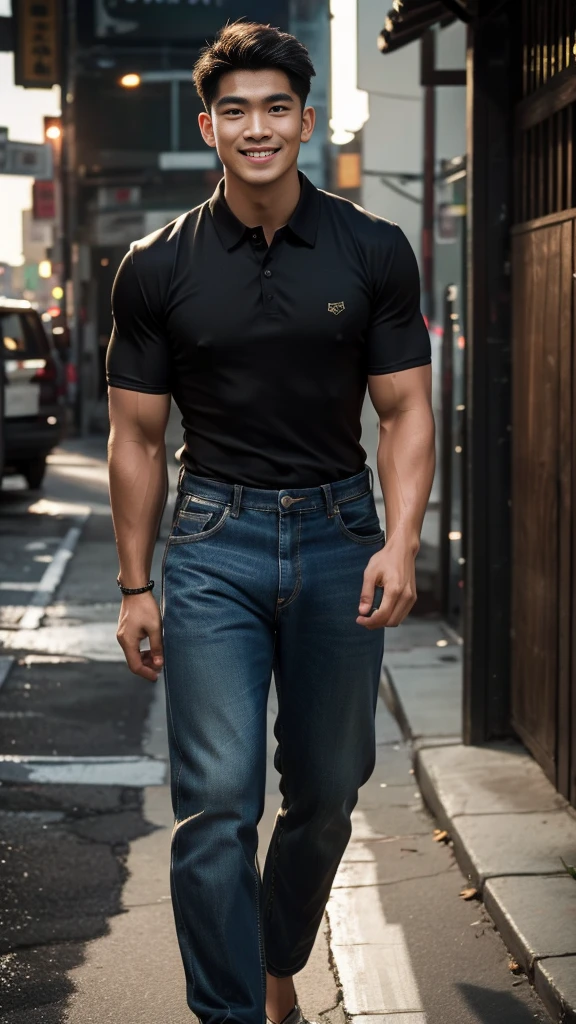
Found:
[459,886,479,900]
[433,829,449,842]
[508,960,522,974]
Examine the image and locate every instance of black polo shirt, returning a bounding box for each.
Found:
[106,172,431,488]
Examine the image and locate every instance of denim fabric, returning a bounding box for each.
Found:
[161,467,385,1024]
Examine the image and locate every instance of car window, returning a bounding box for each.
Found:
[1,312,47,358]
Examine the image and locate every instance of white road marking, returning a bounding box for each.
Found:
[0,755,167,787]
[18,512,90,629]
[0,581,39,592]
[0,621,124,660]
[327,809,426,1020]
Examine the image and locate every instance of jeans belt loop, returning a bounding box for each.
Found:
[320,482,335,518]
[231,484,243,519]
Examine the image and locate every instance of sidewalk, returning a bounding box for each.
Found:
[382,619,576,1024]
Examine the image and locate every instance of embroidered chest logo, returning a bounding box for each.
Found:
[327,301,345,316]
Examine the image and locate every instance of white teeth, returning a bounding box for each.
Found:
[244,150,276,159]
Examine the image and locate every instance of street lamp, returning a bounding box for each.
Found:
[120,73,141,89]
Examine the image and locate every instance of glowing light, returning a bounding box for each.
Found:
[38,260,52,279]
[449,531,462,541]
[100,257,110,267]
[329,0,369,145]
[436,639,449,647]
[120,73,141,89]
[46,306,61,318]
[46,125,61,140]
[47,416,57,425]
[51,286,64,299]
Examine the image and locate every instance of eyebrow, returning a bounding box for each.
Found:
[214,92,295,109]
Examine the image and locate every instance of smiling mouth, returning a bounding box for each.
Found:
[240,148,280,160]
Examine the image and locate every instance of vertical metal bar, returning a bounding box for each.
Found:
[520,129,524,223]
[421,31,435,321]
[565,103,569,209]
[522,0,528,95]
[170,79,180,152]
[557,109,564,212]
[549,114,555,214]
[537,122,541,218]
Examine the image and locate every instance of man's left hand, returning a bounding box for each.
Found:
[356,539,417,629]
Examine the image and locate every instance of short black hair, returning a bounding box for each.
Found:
[193,21,316,112]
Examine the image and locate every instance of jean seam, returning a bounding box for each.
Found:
[278,512,302,610]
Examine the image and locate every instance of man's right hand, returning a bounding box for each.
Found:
[116,592,164,681]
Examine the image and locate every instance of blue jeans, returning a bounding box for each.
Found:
[162,467,385,1024]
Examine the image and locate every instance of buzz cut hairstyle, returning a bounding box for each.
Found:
[192,20,316,112]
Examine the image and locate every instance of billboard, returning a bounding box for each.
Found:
[93,0,290,43]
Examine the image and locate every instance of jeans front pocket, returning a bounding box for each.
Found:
[335,491,385,545]
[169,495,230,544]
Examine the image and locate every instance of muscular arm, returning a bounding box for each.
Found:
[108,387,171,678]
[357,364,435,628]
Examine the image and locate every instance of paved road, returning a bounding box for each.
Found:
[0,417,551,1023]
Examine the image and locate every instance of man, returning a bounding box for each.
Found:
[106,21,434,1024]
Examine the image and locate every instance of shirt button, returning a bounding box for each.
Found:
[264,269,272,278]
[266,294,274,301]
[252,233,258,240]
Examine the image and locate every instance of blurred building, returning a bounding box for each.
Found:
[377,0,576,810]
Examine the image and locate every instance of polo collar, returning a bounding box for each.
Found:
[209,171,320,251]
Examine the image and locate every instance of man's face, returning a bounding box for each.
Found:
[198,68,315,185]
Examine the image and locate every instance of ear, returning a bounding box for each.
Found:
[300,105,316,144]
[198,111,217,149]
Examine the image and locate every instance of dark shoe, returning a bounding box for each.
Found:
[267,1005,318,1024]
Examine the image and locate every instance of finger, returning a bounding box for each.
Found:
[141,651,163,680]
[361,586,415,629]
[147,623,164,669]
[357,583,404,629]
[358,568,378,616]
[119,635,159,681]
[387,589,417,627]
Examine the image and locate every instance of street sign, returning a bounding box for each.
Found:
[1,141,53,180]
[14,0,60,88]
[33,179,56,219]
[93,0,290,42]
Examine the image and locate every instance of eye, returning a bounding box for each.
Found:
[224,107,243,116]
[270,105,288,113]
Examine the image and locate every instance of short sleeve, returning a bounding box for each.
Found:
[105,249,171,395]
[366,224,431,375]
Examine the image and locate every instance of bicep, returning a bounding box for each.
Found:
[367,364,432,423]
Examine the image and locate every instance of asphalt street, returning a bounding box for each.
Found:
[0,407,552,1023]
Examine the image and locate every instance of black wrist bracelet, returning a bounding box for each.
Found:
[117,577,155,595]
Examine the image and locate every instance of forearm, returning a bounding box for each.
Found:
[108,427,168,589]
[376,405,435,552]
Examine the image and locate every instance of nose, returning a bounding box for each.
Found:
[243,114,272,141]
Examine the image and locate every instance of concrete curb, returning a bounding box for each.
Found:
[385,667,576,1024]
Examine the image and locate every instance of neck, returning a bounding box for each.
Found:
[223,165,301,245]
